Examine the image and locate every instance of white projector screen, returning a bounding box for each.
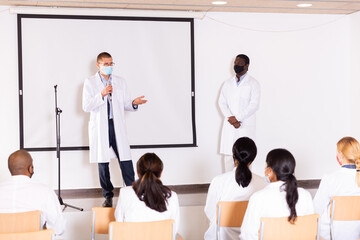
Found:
[18,14,196,151]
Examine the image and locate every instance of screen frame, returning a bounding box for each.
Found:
[17,14,197,152]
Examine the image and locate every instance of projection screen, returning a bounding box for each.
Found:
[18,14,196,151]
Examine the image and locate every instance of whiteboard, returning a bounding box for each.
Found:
[18,14,196,150]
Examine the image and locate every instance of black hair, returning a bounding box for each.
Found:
[233,137,257,187]
[97,52,112,62]
[266,148,298,223]
[236,54,250,65]
[132,153,172,212]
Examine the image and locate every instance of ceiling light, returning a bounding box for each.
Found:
[297,3,313,7]
[212,1,228,5]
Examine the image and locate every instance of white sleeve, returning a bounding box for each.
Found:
[44,190,66,236]
[235,80,260,122]
[218,83,233,118]
[170,192,180,234]
[82,78,105,112]
[204,178,220,222]
[115,189,125,222]
[300,189,315,215]
[240,194,261,240]
[313,175,331,216]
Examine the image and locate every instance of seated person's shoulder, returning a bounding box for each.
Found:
[28,180,55,192]
[120,186,135,196]
[297,187,312,199]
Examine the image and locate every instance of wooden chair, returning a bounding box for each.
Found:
[216,201,248,240]
[0,229,54,240]
[330,196,360,240]
[0,210,42,233]
[109,219,175,240]
[259,213,320,240]
[91,207,115,240]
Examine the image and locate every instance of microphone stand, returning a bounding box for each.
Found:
[54,85,83,211]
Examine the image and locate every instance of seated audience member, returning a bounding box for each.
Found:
[313,137,360,240]
[204,137,267,240]
[0,150,66,236]
[115,153,180,233]
[240,149,314,240]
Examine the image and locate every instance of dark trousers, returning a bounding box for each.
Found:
[98,118,135,198]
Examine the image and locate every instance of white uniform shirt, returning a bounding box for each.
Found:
[240,181,314,240]
[0,175,66,236]
[313,167,360,240]
[218,75,260,155]
[115,186,180,233]
[204,168,266,240]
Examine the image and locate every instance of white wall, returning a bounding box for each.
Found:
[349,11,360,139]
[0,6,359,190]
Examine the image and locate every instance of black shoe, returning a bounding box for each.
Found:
[102,197,113,207]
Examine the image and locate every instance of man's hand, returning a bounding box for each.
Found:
[228,116,238,125]
[132,96,147,105]
[233,121,241,129]
[101,85,113,98]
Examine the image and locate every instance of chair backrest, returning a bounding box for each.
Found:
[330,196,360,240]
[259,213,320,240]
[330,196,360,221]
[0,211,42,233]
[109,219,175,240]
[0,229,54,240]
[91,207,116,240]
[216,201,248,240]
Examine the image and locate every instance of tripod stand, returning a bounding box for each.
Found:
[54,85,83,211]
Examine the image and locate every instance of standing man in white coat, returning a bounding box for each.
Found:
[82,52,147,207]
[218,54,260,172]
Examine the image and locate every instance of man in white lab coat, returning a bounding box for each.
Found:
[0,150,66,236]
[218,54,260,172]
[82,52,147,207]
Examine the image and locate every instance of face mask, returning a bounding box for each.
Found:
[336,156,342,166]
[234,65,245,74]
[28,166,34,178]
[102,66,113,75]
[264,175,271,183]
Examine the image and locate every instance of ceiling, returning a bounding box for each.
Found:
[1,0,360,14]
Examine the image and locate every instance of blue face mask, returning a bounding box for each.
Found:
[264,175,271,183]
[102,66,113,75]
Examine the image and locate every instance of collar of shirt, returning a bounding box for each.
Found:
[341,164,356,169]
[10,175,31,182]
[235,73,247,86]
[98,71,112,87]
[267,180,286,190]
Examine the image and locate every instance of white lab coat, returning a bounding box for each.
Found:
[115,186,180,234]
[313,167,360,240]
[240,181,314,240]
[82,72,136,163]
[204,168,267,240]
[0,175,66,236]
[218,75,260,155]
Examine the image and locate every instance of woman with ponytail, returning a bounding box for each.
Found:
[313,137,360,240]
[115,153,180,233]
[204,137,266,240]
[240,149,314,240]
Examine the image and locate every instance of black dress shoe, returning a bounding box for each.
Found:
[102,197,113,207]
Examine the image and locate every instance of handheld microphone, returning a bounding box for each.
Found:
[107,79,112,101]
